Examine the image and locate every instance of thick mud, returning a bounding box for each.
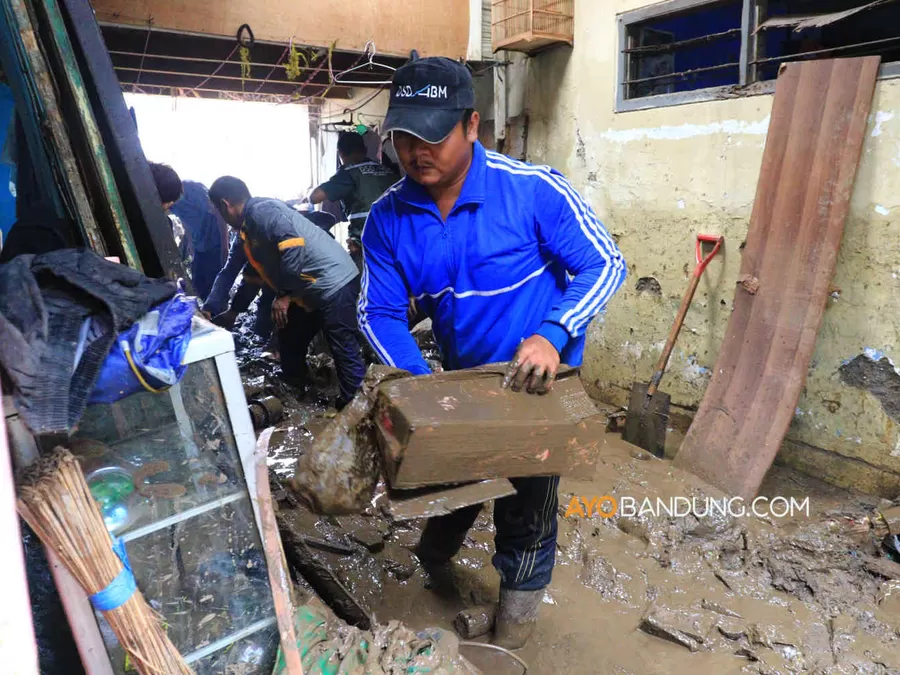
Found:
[245,322,900,675]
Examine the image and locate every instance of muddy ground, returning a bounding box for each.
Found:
[235,323,900,675]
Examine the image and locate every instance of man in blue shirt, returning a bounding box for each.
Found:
[359,57,626,648]
[148,164,228,301]
[170,180,228,301]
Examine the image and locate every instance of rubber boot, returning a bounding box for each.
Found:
[492,588,542,650]
[413,506,481,601]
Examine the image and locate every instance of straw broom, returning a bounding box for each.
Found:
[17,447,193,675]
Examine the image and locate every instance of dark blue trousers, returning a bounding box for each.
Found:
[230,279,275,340]
[255,288,275,339]
[278,277,365,407]
[417,475,560,591]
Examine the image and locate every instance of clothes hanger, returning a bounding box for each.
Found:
[331,41,396,86]
[321,112,373,135]
[321,111,356,131]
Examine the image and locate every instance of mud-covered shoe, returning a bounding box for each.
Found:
[413,547,458,599]
[492,588,542,650]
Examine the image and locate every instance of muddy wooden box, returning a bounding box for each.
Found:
[372,365,604,489]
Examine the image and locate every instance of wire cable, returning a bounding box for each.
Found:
[458,641,529,674]
[132,18,154,92]
[319,85,387,125]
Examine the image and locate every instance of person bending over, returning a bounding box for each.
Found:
[358,57,626,649]
[209,176,365,408]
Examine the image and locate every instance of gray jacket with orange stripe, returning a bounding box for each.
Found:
[240,197,358,309]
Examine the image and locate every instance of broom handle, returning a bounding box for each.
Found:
[255,428,304,675]
[648,235,723,396]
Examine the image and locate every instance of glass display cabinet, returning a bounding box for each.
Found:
[8,319,279,674]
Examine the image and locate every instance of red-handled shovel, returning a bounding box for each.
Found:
[623,234,724,457]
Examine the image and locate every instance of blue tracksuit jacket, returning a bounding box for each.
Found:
[358,142,626,374]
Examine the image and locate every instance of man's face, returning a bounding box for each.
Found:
[392,111,480,188]
[216,200,243,228]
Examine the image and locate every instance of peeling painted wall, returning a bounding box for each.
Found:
[524,0,900,496]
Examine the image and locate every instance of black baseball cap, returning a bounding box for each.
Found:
[382,57,475,144]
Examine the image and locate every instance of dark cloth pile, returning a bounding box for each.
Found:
[0,248,176,433]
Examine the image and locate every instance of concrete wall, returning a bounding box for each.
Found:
[524,0,900,496]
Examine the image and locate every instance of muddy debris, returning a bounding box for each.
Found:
[877,579,900,612]
[330,548,385,616]
[382,543,419,582]
[289,366,409,515]
[701,598,743,619]
[554,446,900,673]
[334,514,389,553]
[735,647,761,662]
[301,535,356,556]
[579,551,633,604]
[639,607,715,653]
[454,604,497,639]
[243,376,265,400]
[240,323,900,674]
[278,516,373,629]
[748,523,881,611]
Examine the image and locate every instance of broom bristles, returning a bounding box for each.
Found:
[18,448,194,675]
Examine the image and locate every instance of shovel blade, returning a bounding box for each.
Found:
[623,382,671,458]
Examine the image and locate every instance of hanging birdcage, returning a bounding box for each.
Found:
[492,0,575,53]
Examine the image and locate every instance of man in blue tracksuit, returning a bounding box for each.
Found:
[358,57,626,648]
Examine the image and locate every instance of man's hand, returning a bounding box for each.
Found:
[272,296,291,329]
[502,335,560,395]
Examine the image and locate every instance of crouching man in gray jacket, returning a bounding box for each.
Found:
[209,176,365,408]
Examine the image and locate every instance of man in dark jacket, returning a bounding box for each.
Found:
[148,163,227,300]
[308,132,399,269]
[209,176,365,408]
[203,231,276,342]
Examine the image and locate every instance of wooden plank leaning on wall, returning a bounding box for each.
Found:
[674,57,882,500]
